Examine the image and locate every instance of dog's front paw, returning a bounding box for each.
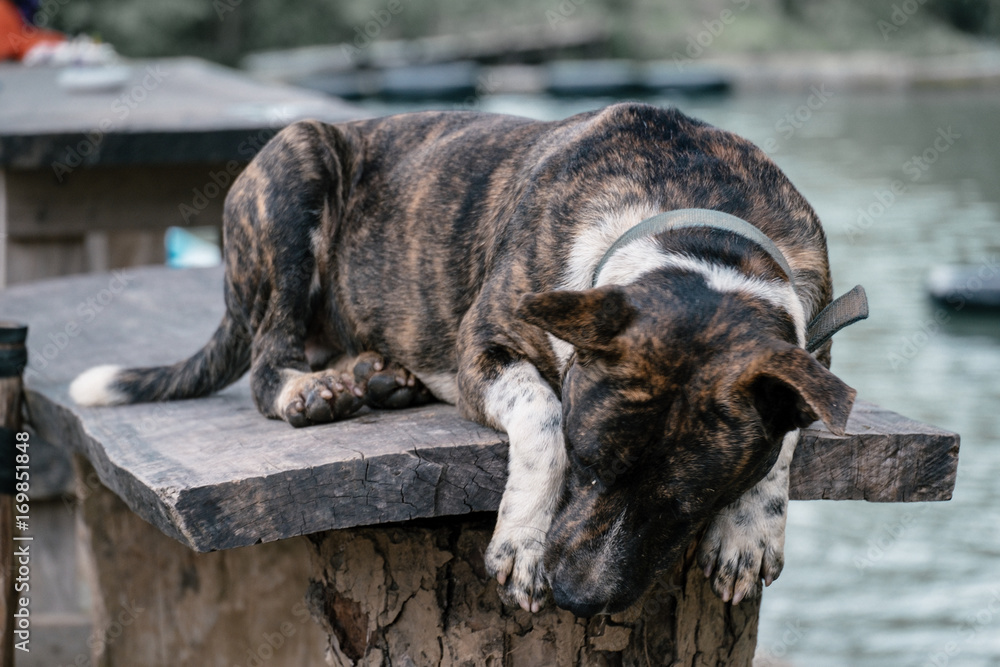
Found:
[697,501,785,605]
[485,523,550,613]
[351,352,433,410]
[278,370,365,427]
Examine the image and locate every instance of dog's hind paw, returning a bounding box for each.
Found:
[351,352,433,410]
[696,502,785,605]
[278,370,365,428]
[485,527,550,613]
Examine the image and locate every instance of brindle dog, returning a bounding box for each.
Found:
[72,103,855,616]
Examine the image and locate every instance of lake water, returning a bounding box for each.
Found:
[662,90,1000,667]
[358,88,1000,666]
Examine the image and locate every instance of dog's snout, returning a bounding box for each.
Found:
[544,503,638,617]
[547,551,642,617]
[550,576,607,617]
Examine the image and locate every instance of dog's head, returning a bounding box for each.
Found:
[516,280,855,616]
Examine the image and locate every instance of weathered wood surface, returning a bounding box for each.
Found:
[307,516,758,667]
[74,456,329,667]
[4,163,221,284]
[1,266,959,553]
[73,454,757,667]
[4,164,239,238]
[0,57,363,169]
[1,57,365,285]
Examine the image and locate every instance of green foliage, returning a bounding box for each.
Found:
[44,0,999,65]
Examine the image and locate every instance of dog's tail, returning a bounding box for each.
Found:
[69,312,250,407]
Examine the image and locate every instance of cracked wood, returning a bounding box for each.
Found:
[3,265,959,552]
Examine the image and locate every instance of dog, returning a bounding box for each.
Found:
[71,102,857,617]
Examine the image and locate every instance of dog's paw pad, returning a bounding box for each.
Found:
[351,352,433,410]
[280,371,364,427]
[485,529,549,613]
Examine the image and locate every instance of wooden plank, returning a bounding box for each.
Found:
[0,58,364,169]
[2,229,165,287]
[74,457,328,667]
[4,163,220,284]
[0,266,959,552]
[5,237,88,286]
[6,165,231,237]
[794,403,959,503]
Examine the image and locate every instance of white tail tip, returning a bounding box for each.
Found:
[69,365,127,406]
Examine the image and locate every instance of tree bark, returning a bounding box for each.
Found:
[73,456,329,667]
[306,514,759,666]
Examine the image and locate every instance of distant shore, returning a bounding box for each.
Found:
[688,49,1000,92]
[244,40,1000,101]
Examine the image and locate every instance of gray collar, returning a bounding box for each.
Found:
[591,208,868,353]
[592,208,794,288]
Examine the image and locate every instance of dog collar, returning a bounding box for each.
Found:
[592,209,794,289]
[591,208,868,353]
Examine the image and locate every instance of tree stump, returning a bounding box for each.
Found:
[306,515,758,667]
[73,456,330,667]
[3,267,959,667]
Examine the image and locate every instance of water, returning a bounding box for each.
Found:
[356,90,1000,665]
[677,91,1000,667]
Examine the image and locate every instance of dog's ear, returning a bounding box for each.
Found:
[737,343,856,437]
[516,287,636,352]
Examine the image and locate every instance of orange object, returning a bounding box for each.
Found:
[1,0,64,61]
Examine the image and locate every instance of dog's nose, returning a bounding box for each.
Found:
[550,577,607,618]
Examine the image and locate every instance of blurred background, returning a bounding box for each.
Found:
[36,0,1000,64]
[3,1,999,665]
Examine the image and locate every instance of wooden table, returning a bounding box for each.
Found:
[0,57,362,286]
[1,266,959,666]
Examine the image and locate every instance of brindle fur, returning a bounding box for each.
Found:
[81,103,855,616]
